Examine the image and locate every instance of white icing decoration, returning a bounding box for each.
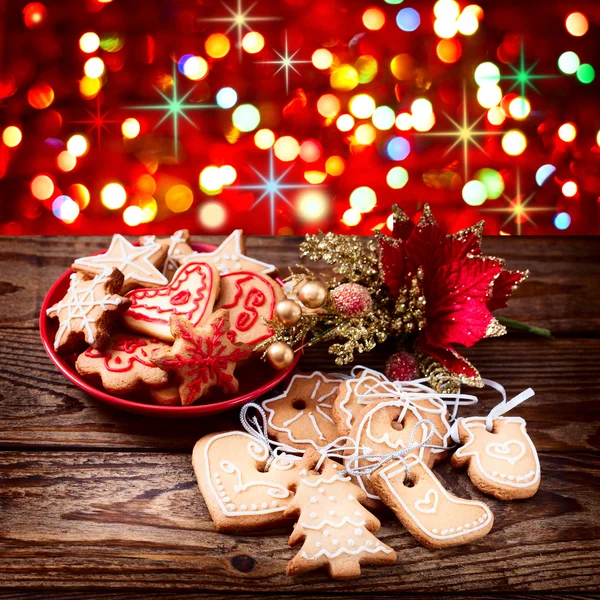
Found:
[485,440,526,464]
[414,489,439,514]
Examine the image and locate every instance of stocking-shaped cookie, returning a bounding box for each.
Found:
[284,449,396,580]
[372,455,493,549]
[192,431,303,532]
[263,371,344,451]
[452,416,541,500]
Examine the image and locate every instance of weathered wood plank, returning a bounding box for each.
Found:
[0,334,598,452]
[0,236,599,335]
[0,450,599,592]
[0,595,597,600]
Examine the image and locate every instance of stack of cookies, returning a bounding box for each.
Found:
[46,230,284,406]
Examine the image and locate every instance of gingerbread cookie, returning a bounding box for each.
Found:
[451,416,541,500]
[150,386,180,406]
[192,430,303,532]
[215,271,284,347]
[263,371,345,451]
[75,333,169,394]
[151,310,250,406]
[181,229,276,276]
[72,234,168,293]
[139,229,195,280]
[46,268,130,354]
[372,454,494,548]
[122,261,219,342]
[284,449,396,580]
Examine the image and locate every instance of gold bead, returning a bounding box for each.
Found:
[274,299,302,327]
[267,341,295,370]
[297,280,328,309]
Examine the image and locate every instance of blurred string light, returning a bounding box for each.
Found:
[325,155,345,176]
[363,7,385,31]
[386,166,409,189]
[2,126,22,148]
[101,183,127,210]
[242,31,265,54]
[474,167,504,199]
[396,7,420,32]
[205,33,231,59]
[387,136,410,160]
[372,106,395,130]
[201,0,280,59]
[330,64,359,91]
[258,31,310,94]
[349,186,376,213]
[200,166,224,195]
[199,201,227,229]
[57,151,77,172]
[84,57,105,78]
[182,56,209,81]
[487,106,506,125]
[31,175,54,200]
[123,205,144,226]
[418,84,502,180]
[558,51,580,75]
[508,96,530,120]
[576,63,595,84]
[166,184,194,211]
[132,65,217,160]
[69,184,90,209]
[336,113,354,132]
[52,195,80,224]
[297,190,329,222]
[462,180,487,206]
[558,122,577,142]
[349,94,376,119]
[232,103,260,132]
[354,123,376,145]
[317,94,341,118]
[79,32,100,53]
[254,128,275,149]
[72,97,120,148]
[561,180,578,197]
[312,48,333,70]
[216,87,238,109]
[554,212,571,230]
[565,12,588,37]
[304,170,327,184]
[230,148,320,234]
[437,38,462,63]
[28,81,54,109]
[67,134,88,157]
[122,118,140,139]
[299,139,321,162]
[501,129,527,155]
[274,136,300,161]
[535,164,556,186]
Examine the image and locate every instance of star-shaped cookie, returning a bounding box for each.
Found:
[139,229,195,280]
[46,268,131,354]
[72,234,168,293]
[151,309,250,405]
[180,229,276,276]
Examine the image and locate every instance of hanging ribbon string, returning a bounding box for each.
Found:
[449,379,535,443]
[341,418,436,481]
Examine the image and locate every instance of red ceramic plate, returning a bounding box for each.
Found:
[39,241,300,418]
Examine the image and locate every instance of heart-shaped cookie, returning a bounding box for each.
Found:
[192,431,303,532]
[122,261,219,342]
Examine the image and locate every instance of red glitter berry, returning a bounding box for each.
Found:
[385,351,419,381]
[330,283,372,317]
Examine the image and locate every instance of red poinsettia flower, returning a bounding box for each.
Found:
[377,204,528,385]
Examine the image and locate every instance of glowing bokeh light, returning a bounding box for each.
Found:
[535,164,556,186]
[183,56,208,81]
[254,128,275,149]
[336,113,355,132]
[57,151,77,172]
[386,166,409,189]
[487,106,505,125]
[412,111,436,132]
[69,184,90,209]
[199,201,227,229]
[395,112,413,130]
[312,48,333,70]
[462,180,487,206]
[84,57,105,79]
[31,175,54,200]
[123,205,144,227]
[166,184,194,212]
[457,10,478,35]
[219,165,237,185]
[477,84,502,108]
[2,126,22,148]
[387,136,410,160]
[342,208,362,226]
[561,180,578,197]
[80,32,100,53]
[232,104,260,132]
[474,62,500,86]
[330,64,359,91]
[205,33,231,59]
[67,134,88,157]
[502,129,527,156]
[508,96,531,120]
[136,174,156,195]
[372,106,395,130]
[433,18,458,39]
[349,94,376,119]
[350,186,376,213]
[474,168,504,199]
[23,2,47,29]
[436,38,462,63]
[558,51,580,75]
[363,7,385,30]
[299,139,321,162]
[304,170,327,184]
[554,212,571,230]
[558,122,577,142]
[396,8,420,32]
[565,12,588,37]
[53,196,80,224]
[216,87,238,109]
[28,82,54,109]
[274,136,300,161]
[297,190,329,222]
[576,64,595,84]
[199,166,224,194]
[411,98,433,117]
[325,155,345,176]
[122,118,140,139]
[317,94,341,118]
[354,123,376,145]
[80,76,102,99]
[434,0,460,20]
[101,183,127,210]
[390,54,415,80]
[242,31,265,54]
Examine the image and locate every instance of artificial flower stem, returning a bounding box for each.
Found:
[497,317,552,339]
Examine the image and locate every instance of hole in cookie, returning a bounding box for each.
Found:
[308,468,321,476]
[403,476,415,488]
[292,399,306,410]
[391,420,404,431]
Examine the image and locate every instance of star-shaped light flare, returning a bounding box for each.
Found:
[417,83,503,181]
[258,30,311,94]
[130,65,216,160]
[72,97,120,148]
[230,149,322,234]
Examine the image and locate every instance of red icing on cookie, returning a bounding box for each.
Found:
[217,272,279,346]
[84,335,159,372]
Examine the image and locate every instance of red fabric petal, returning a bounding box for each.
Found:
[377,234,407,298]
[418,337,481,383]
[488,269,528,312]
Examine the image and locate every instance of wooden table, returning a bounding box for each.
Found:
[1,236,599,599]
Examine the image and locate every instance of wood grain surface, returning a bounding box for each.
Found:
[0,235,599,598]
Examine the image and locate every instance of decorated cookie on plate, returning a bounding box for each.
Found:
[151,309,250,406]
[149,386,180,406]
[72,234,168,293]
[46,268,130,354]
[263,371,345,451]
[139,229,195,280]
[122,261,219,342]
[75,332,169,394]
